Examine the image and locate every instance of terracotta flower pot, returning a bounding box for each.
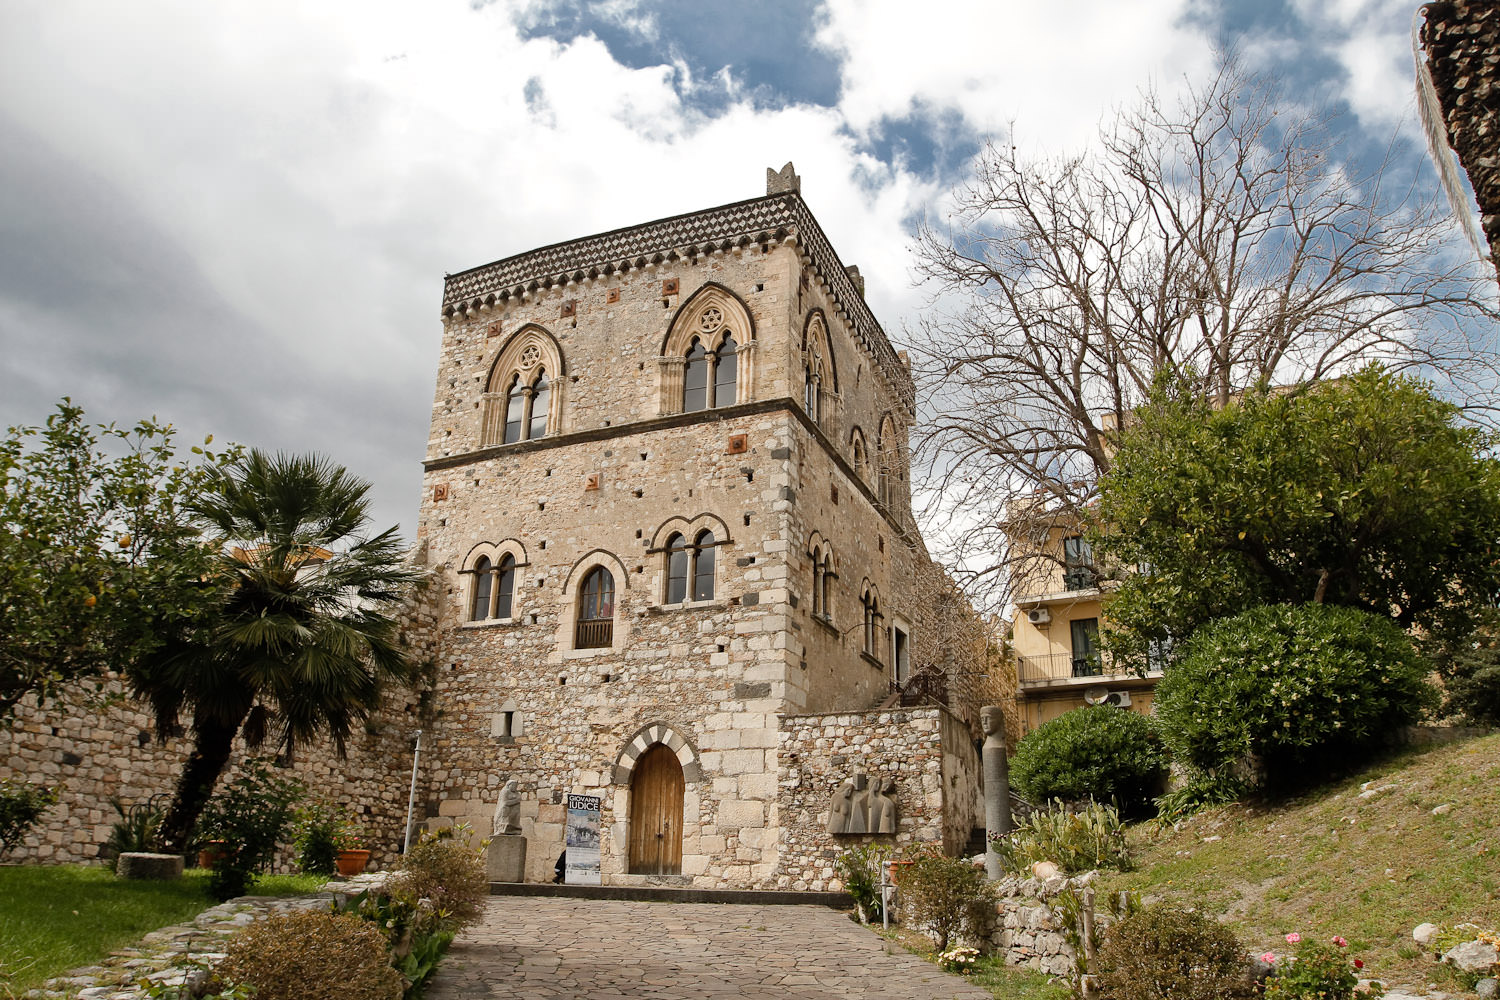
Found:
[888,859,915,884]
[335,848,371,876]
[197,841,228,869]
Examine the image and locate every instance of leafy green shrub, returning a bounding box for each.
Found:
[0,779,59,858]
[103,794,166,869]
[1095,904,1256,1000]
[394,825,489,934]
[835,842,891,923]
[1433,612,1500,726]
[215,910,403,1000]
[339,888,455,996]
[1156,603,1437,792]
[1008,707,1168,817]
[990,800,1131,874]
[1262,934,1378,1000]
[293,800,364,876]
[895,845,994,951]
[196,760,303,900]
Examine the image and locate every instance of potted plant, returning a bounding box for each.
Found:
[294,799,372,876]
[334,824,372,876]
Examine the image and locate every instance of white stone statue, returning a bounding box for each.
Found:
[493,778,522,836]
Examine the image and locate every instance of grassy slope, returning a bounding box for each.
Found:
[1099,732,1500,986]
[0,866,327,996]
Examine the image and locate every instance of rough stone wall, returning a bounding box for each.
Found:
[0,680,427,867]
[776,706,967,891]
[985,871,1095,978]
[1423,1,1500,275]
[0,589,439,866]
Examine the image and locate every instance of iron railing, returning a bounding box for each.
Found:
[1016,651,1113,685]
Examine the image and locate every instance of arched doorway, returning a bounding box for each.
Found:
[628,743,684,875]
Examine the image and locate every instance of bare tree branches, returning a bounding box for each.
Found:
[909,60,1500,610]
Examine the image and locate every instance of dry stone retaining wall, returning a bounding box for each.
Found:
[776,706,977,891]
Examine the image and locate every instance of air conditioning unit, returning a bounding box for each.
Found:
[1026,607,1051,626]
[1084,688,1132,708]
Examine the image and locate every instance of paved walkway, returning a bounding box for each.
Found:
[424,896,994,999]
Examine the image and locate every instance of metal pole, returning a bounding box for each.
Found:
[403,729,422,855]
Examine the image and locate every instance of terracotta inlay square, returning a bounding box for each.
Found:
[606,288,621,304]
[726,434,749,455]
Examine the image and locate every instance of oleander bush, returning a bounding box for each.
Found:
[990,799,1131,874]
[1095,904,1256,1000]
[1008,706,1168,818]
[1155,603,1437,794]
[215,910,404,1000]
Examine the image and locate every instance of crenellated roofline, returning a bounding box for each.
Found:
[440,191,913,413]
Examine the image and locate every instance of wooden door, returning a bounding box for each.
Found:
[628,744,684,875]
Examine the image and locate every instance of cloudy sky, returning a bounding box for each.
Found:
[0,0,1469,542]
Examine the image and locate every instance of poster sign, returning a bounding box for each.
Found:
[564,793,602,885]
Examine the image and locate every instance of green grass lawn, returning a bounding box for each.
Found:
[0,865,329,996]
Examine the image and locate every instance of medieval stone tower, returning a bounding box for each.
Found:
[413,164,989,889]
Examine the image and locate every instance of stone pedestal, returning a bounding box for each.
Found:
[486,834,527,883]
[117,852,185,880]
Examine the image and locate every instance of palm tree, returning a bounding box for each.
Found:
[131,450,425,853]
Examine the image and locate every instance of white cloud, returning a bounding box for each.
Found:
[815,0,1212,153]
[1287,0,1423,133]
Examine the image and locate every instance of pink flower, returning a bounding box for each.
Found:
[1260,952,1278,964]
[1286,932,1302,944]
[1332,936,1348,948]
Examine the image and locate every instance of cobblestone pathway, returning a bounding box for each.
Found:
[424,896,993,1000]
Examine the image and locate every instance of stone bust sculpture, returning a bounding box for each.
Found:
[493,778,522,836]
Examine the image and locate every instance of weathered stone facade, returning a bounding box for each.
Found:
[411,167,1004,887]
[1422,1,1500,276]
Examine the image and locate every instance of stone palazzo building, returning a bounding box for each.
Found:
[412,165,1004,888]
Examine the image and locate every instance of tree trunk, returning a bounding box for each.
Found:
[157,714,244,853]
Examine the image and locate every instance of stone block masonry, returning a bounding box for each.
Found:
[776,706,981,891]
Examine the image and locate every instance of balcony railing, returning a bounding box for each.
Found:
[575,618,613,649]
[1016,651,1113,686]
[1062,567,1098,591]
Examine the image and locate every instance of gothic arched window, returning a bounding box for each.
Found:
[471,556,493,621]
[576,567,615,648]
[666,533,690,605]
[811,544,834,622]
[494,554,516,619]
[681,309,738,412]
[663,530,716,604]
[861,584,883,661]
[692,529,716,601]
